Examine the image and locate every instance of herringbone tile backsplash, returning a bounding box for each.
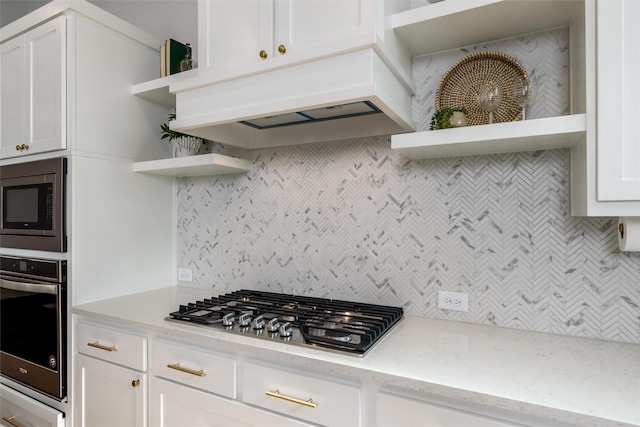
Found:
[177,29,640,344]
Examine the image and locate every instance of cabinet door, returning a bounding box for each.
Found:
[275,0,374,59]
[200,0,273,70]
[0,36,26,158]
[596,0,640,201]
[377,393,520,427]
[150,377,312,427]
[0,16,66,159]
[75,354,146,427]
[26,16,66,155]
[200,0,374,77]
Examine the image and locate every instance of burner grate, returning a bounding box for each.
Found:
[168,289,403,355]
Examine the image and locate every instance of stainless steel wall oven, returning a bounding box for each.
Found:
[0,157,67,252]
[0,256,67,400]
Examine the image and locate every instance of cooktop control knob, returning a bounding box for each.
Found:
[266,317,280,332]
[279,322,292,337]
[222,312,234,327]
[238,313,251,327]
[252,315,265,329]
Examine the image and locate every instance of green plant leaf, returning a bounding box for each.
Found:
[429,107,468,131]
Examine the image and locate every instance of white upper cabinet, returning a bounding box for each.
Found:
[1,16,66,159]
[570,0,640,216]
[0,35,26,154]
[595,0,640,203]
[198,0,376,81]
[1,2,172,163]
[160,0,414,149]
[199,0,272,72]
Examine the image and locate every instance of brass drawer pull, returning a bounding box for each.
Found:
[2,415,23,427]
[259,49,268,59]
[277,44,286,54]
[87,341,117,352]
[265,389,317,408]
[167,363,205,377]
[131,379,140,387]
[15,144,29,151]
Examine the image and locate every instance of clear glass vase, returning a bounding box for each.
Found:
[178,43,194,72]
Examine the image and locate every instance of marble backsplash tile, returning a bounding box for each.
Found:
[176,29,640,344]
[177,139,639,344]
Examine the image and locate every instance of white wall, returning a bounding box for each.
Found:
[89,0,197,59]
[0,1,49,27]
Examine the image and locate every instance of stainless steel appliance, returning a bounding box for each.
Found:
[1,157,67,252]
[168,289,403,356]
[0,256,67,400]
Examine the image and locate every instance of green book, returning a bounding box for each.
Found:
[165,38,188,75]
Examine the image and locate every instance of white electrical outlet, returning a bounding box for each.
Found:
[177,268,192,282]
[438,291,468,312]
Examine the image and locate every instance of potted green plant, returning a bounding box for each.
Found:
[429,107,468,130]
[160,113,203,157]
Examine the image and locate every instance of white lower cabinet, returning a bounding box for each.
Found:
[241,361,360,426]
[75,354,146,427]
[149,339,312,426]
[74,320,148,427]
[150,377,311,427]
[73,319,551,427]
[376,392,522,427]
[151,339,236,399]
[0,384,64,427]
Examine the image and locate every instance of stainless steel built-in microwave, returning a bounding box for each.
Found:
[0,157,67,252]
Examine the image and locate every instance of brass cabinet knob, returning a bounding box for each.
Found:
[278,44,286,54]
[131,379,140,387]
[259,50,268,59]
[15,144,29,151]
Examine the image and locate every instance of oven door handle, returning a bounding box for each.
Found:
[0,278,58,295]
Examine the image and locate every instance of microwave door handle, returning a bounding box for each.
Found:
[0,278,58,295]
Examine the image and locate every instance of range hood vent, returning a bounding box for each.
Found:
[170,49,415,149]
[240,101,380,130]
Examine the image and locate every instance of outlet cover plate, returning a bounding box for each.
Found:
[177,268,192,282]
[438,291,469,312]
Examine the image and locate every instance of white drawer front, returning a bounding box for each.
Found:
[76,321,147,371]
[1,384,64,427]
[151,377,313,427]
[377,392,522,427]
[152,340,236,399]
[242,362,360,426]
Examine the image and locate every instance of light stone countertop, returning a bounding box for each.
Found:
[72,286,640,427]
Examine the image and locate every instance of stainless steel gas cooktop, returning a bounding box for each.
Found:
[167,289,403,356]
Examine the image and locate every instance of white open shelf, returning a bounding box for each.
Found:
[131,69,197,107]
[391,114,586,159]
[133,153,251,177]
[392,0,580,57]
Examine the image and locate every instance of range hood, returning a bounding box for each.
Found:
[169,49,415,149]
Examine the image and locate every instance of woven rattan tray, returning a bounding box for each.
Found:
[435,51,529,126]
